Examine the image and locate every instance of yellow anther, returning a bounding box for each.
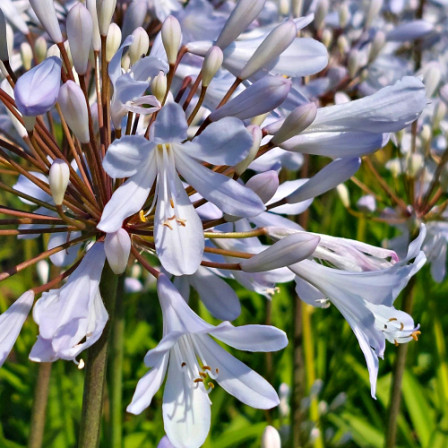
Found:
[202,365,211,371]
[411,330,421,341]
[215,368,219,374]
[176,217,187,226]
[208,382,215,389]
[388,317,398,322]
[170,198,175,208]
[163,220,173,230]
[194,378,204,383]
[139,210,147,222]
[394,339,399,347]
[400,322,404,331]
[199,372,207,379]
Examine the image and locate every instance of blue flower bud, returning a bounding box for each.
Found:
[14,56,62,116]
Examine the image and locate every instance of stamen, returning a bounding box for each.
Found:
[388,317,398,322]
[170,198,175,208]
[163,220,173,230]
[181,362,186,368]
[194,378,204,383]
[394,339,399,347]
[139,210,147,222]
[411,330,421,341]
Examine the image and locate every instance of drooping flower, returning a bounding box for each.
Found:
[29,243,107,363]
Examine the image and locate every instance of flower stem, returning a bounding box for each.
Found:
[28,363,52,448]
[385,276,416,448]
[78,262,118,448]
[108,276,125,448]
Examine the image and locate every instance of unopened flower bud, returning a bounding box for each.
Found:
[58,81,90,143]
[348,49,359,78]
[286,158,361,203]
[240,233,320,272]
[433,101,446,130]
[49,159,70,205]
[279,383,290,417]
[336,183,350,208]
[357,194,376,213]
[67,3,93,75]
[279,0,290,16]
[339,3,350,28]
[422,65,441,98]
[337,35,349,55]
[365,0,383,28]
[36,260,50,284]
[161,16,182,65]
[215,0,265,50]
[202,46,223,87]
[0,9,9,61]
[315,0,328,31]
[385,158,402,178]
[97,0,117,36]
[368,31,385,62]
[271,103,317,145]
[239,20,297,80]
[20,42,33,70]
[151,71,167,103]
[14,56,62,116]
[129,27,150,65]
[106,23,122,62]
[235,125,262,175]
[246,171,279,203]
[209,76,291,122]
[46,44,60,59]
[122,0,148,38]
[34,36,47,64]
[321,28,332,48]
[406,153,424,178]
[29,0,63,43]
[421,124,431,144]
[261,426,281,448]
[105,229,131,274]
[86,0,101,52]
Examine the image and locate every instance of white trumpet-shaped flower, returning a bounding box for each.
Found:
[127,274,287,448]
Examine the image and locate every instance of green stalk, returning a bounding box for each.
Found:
[109,276,125,448]
[302,303,324,448]
[385,277,416,448]
[78,262,118,448]
[28,363,52,448]
[290,292,305,448]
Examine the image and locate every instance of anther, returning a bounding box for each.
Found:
[176,217,187,226]
[411,330,421,341]
[388,317,398,322]
[203,365,211,371]
[199,371,207,379]
[400,322,404,331]
[170,198,175,208]
[139,210,147,222]
[163,220,173,230]
[394,339,399,347]
[208,382,215,389]
[194,378,204,383]
[181,362,186,367]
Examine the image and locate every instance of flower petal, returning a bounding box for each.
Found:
[175,151,265,217]
[196,335,280,409]
[162,355,211,448]
[127,352,169,414]
[98,156,157,233]
[103,136,154,178]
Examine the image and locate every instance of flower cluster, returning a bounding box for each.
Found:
[0,0,430,446]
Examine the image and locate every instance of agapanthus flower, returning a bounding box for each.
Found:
[0,0,430,446]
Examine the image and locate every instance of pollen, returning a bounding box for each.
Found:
[139,210,147,222]
[411,330,421,341]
